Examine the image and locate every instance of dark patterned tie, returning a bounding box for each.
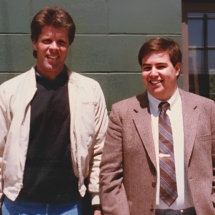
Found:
[159,102,178,206]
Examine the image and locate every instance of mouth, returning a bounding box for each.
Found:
[150,80,162,85]
[47,55,59,60]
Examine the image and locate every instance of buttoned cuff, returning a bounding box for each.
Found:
[91,193,100,205]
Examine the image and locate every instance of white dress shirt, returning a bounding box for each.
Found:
[148,88,193,210]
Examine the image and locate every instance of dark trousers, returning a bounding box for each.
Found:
[81,190,93,215]
[155,207,196,215]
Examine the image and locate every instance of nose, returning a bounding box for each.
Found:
[150,67,158,76]
[49,41,58,49]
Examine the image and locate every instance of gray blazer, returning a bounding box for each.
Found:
[100,89,215,215]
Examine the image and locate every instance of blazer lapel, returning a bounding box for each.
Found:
[133,93,157,169]
[180,89,200,167]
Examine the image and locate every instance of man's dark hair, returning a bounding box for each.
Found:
[138,37,182,67]
[31,7,76,58]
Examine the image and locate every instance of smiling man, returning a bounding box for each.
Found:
[100,37,215,215]
[0,7,108,215]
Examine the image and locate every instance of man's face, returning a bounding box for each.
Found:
[141,51,181,101]
[33,25,70,78]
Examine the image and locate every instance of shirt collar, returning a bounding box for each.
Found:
[35,65,68,81]
[147,88,180,114]
[35,65,68,88]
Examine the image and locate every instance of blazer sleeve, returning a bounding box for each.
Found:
[100,104,130,215]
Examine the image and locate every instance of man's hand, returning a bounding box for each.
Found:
[94,210,102,215]
[92,205,102,215]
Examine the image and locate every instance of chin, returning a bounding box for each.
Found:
[151,91,166,100]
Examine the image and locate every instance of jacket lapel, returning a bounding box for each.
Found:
[132,93,157,169]
[68,70,78,129]
[67,70,79,169]
[24,68,37,107]
[180,89,200,167]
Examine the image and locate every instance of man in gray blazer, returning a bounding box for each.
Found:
[100,37,215,215]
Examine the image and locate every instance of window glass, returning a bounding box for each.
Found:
[208,19,215,46]
[188,50,204,74]
[188,12,215,99]
[208,50,215,73]
[188,19,203,47]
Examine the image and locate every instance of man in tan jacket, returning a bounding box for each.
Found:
[100,37,215,215]
[0,7,108,215]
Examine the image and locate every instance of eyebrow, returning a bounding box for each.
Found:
[142,63,151,67]
[142,62,167,66]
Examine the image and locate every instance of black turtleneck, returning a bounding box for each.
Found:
[19,67,80,204]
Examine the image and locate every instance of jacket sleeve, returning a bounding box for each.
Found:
[211,101,215,204]
[100,104,130,215]
[88,82,108,205]
[0,86,10,201]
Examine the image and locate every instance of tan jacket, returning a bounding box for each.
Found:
[100,89,215,215]
[0,67,108,205]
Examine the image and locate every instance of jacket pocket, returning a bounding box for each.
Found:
[81,102,95,148]
[195,134,211,142]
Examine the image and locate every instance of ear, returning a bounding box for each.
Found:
[32,40,37,51]
[174,62,181,76]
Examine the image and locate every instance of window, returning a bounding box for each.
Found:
[182,2,215,99]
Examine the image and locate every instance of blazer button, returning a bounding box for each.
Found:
[150,205,154,211]
[152,181,156,187]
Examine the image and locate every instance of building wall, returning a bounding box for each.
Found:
[0,0,182,111]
